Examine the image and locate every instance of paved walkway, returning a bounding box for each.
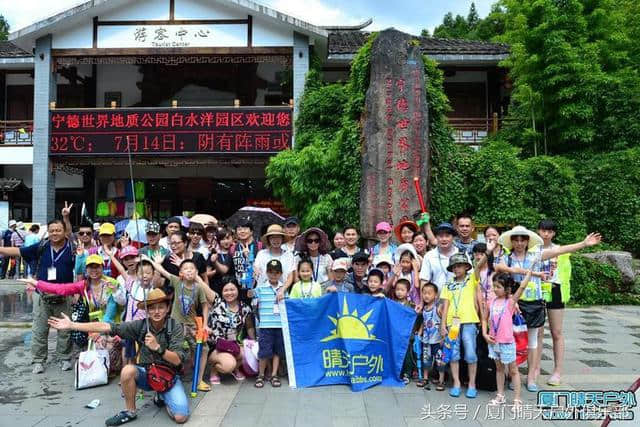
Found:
[1,298,639,426]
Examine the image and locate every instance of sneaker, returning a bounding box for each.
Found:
[105,410,137,426]
[61,360,72,371]
[32,363,44,374]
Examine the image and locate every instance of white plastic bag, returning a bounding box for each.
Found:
[241,339,259,376]
[75,340,109,390]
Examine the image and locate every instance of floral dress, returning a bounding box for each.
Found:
[207,295,253,348]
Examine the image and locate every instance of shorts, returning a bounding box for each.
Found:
[183,324,209,354]
[450,323,478,364]
[257,328,285,359]
[134,366,189,417]
[123,339,137,359]
[546,283,565,309]
[422,342,445,372]
[488,342,516,364]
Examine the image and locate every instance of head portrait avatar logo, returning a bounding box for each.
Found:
[321,296,377,342]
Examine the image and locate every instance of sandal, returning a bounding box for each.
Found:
[416,379,428,388]
[197,381,212,392]
[270,375,282,387]
[511,399,523,414]
[489,394,506,405]
[547,375,562,386]
[435,382,445,391]
[209,374,221,385]
[402,374,410,385]
[254,376,265,388]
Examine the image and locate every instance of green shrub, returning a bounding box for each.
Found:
[573,147,640,256]
[521,156,586,243]
[569,255,640,305]
[424,56,470,224]
[265,34,376,232]
[466,140,539,226]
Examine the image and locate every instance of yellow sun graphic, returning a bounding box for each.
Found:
[321,296,376,342]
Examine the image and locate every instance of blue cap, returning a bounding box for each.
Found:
[434,222,457,236]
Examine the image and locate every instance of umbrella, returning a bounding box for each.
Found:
[190,214,217,227]
[225,206,285,243]
[125,218,149,244]
[115,219,130,237]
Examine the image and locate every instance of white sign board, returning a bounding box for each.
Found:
[98,24,248,48]
[0,201,8,230]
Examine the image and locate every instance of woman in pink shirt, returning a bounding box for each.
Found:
[481,269,533,412]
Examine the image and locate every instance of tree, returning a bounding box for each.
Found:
[467,2,480,28]
[0,15,9,41]
[429,2,506,41]
[499,0,640,154]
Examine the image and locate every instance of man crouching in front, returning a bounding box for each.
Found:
[48,287,189,425]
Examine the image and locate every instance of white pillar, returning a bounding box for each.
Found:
[32,35,57,223]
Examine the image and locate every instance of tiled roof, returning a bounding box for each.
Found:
[0,41,32,58]
[328,31,510,56]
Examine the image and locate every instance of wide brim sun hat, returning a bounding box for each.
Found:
[294,227,331,253]
[498,225,544,250]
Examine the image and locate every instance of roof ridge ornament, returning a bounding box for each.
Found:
[321,18,373,31]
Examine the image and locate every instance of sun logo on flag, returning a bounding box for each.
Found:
[321,296,376,342]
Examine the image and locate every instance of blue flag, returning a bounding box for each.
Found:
[282,293,417,391]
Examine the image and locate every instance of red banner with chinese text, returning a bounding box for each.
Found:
[49,107,292,156]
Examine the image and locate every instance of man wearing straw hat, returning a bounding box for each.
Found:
[48,288,190,425]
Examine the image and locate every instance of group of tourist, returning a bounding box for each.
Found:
[0,206,602,425]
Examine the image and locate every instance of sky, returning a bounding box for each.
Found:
[0,0,494,35]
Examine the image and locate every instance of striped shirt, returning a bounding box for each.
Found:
[255,282,283,329]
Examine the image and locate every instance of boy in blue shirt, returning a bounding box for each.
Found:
[254,259,285,388]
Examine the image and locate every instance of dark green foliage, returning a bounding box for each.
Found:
[498,0,640,154]
[521,156,585,243]
[422,56,469,224]
[0,16,8,41]
[466,141,538,226]
[569,255,640,305]
[573,147,640,256]
[431,2,507,41]
[265,34,376,232]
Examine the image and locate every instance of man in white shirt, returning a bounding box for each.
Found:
[419,222,465,292]
[159,217,183,250]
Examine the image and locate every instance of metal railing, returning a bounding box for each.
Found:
[447,114,501,146]
[0,120,34,145]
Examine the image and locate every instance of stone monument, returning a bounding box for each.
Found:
[360,29,430,239]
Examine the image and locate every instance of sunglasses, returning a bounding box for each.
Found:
[376,230,390,234]
[190,231,203,236]
[306,238,320,244]
[78,231,92,236]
